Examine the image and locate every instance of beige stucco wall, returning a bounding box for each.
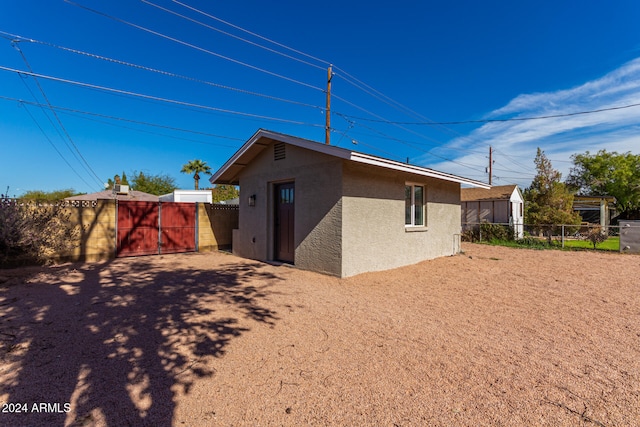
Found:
[341,162,461,277]
[234,141,343,276]
[233,143,463,278]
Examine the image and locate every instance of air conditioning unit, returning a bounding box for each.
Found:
[114,184,129,195]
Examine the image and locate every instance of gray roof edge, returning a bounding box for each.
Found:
[350,152,489,188]
[211,129,489,188]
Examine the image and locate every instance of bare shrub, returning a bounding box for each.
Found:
[480,222,514,242]
[0,200,82,266]
[584,226,608,249]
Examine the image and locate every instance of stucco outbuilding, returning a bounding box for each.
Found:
[211,130,489,277]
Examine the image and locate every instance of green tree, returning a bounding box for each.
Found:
[19,189,83,201]
[210,185,239,203]
[181,159,211,190]
[524,148,581,235]
[566,150,640,219]
[130,171,178,196]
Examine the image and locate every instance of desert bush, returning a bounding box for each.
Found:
[461,228,479,242]
[584,226,608,249]
[479,223,514,242]
[0,200,81,266]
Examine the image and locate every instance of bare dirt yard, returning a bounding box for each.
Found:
[1,243,639,426]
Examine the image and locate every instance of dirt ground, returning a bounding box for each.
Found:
[0,243,639,426]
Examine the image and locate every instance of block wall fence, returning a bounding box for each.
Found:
[54,201,238,262]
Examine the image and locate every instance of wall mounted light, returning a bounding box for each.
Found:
[248,194,256,206]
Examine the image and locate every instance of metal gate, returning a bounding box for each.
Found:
[116,201,196,257]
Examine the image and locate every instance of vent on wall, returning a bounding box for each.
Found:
[274,142,286,161]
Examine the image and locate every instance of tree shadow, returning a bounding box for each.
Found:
[0,255,280,426]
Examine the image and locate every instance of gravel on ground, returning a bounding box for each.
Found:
[1,243,639,426]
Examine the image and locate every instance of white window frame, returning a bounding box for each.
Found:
[405,183,426,228]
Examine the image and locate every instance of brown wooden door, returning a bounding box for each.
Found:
[275,182,295,263]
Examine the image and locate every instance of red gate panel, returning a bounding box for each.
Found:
[117,201,159,257]
[116,201,197,257]
[160,202,196,254]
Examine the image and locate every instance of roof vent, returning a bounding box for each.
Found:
[274,142,286,161]
[114,184,129,195]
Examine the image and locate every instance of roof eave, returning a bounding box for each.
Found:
[351,152,490,188]
[210,129,490,189]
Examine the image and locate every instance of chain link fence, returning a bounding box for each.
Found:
[461,221,634,252]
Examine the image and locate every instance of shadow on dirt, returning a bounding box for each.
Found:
[0,254,280,426]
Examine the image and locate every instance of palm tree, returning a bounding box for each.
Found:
[180,159,211,190]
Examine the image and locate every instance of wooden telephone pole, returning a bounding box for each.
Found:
[488,146,493,185]
[325,65,333,145]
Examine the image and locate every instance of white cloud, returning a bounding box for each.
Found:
[423,57,640,189]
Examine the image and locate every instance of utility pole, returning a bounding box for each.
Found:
[325,65,333,145]
[489,146,493,186]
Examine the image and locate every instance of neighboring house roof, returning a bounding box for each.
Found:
[210,129,490,188]
[65,190,159,202]
[461,184,522,202]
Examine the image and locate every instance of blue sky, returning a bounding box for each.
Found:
[1,0,639,195]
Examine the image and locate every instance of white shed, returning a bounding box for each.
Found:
[159,190,212,203]
[461,184,524,239]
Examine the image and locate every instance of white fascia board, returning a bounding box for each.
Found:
[350,152,490,189]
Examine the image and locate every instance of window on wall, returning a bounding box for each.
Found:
[405,184,425,226]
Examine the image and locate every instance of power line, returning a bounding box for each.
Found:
[161,1,467,146]
[1,31,323,111]
[332,66,474,144]
[63,1,489,162]
[334,115,487,173]
[0,95,244,144]
[492,148,536,172]
[332,101,449,149]
[126,0,469,150]
[167,0,475,147]
[62,110,240,148]
[13,43,104,188]
[169,0,331,67]
[333,109,463,156]
[64,1,325,92]
[18,102,96,189]
[333,68,449,131]
[141,0,326,71]
[0,65,325,128]
[336,102,640,125]
[489,150,575,164]
[337,134,409,164]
